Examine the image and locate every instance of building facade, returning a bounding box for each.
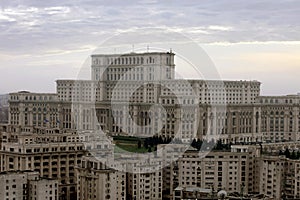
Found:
[0,125,85,200]
[0,170,58,200]
[2,51,300,199]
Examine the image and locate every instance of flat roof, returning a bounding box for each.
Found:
[91,51,174,57]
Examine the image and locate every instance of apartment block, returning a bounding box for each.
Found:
[0,125,85,200]
[76,156,126,200]
[0,170,58,200]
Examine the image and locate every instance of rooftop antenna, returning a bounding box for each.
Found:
[147,45,149,52]
[170,48,172,53]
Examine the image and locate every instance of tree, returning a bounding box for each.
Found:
[144,139,149,149]
[158,136,163,144]
[167,137,172,143]
[191,139,197,148]
[284,148,291,158]
[297,151,300,159]
[137,140,142,149]
[149,137,154,147]
[153,136,158,145]
[291,150,297,159]
[215,139,223,150]
[196,139,203,151]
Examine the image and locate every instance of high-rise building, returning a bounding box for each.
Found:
[0,125,84,200]
[76,156,126,200]
[0,170,58,200]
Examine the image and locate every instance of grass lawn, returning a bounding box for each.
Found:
[114,143,149,153]
[113,136,154,153]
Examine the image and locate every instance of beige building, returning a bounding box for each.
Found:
[28,175,59,200]
[0,125,84,200]
[3,51,300,200]
[8,51,300,145]
[256,156,286,199]
[256,155,300,199]
[176,147,257,194]
[76,153,163,200]
[8,51,263,142]
[76,156,126,200]
[256,95,300,142]
[125,157,163,200]
[0,170,58,200]
[167,145,300,200]
[158,144,260,199]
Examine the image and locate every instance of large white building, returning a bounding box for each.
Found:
[3,51,300,199]
[9,51,264,142]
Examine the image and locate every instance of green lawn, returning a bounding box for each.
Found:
[113,136,155,154]
[114,143,149,153]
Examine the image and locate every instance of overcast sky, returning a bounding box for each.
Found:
[0,0,300,95]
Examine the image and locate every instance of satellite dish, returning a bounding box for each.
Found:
[217,190,227,198]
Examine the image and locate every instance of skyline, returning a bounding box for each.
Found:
[1,0,300,95]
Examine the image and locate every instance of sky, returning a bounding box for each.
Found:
[0,0,300,95]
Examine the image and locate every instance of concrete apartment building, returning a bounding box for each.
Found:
[0,170,58,200]
[0,124,85,200]
[168,144,300,200]
[255,155,300,199]
[125,156,163,200]
[76,156,126,200]
[76,150,163,200]
[166,145,261,199]
[177,150,250,193]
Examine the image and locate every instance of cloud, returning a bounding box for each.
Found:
[43,6,70,15]
[208,25,233,31]
[0,13,16,22]
[0,0,300,94]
